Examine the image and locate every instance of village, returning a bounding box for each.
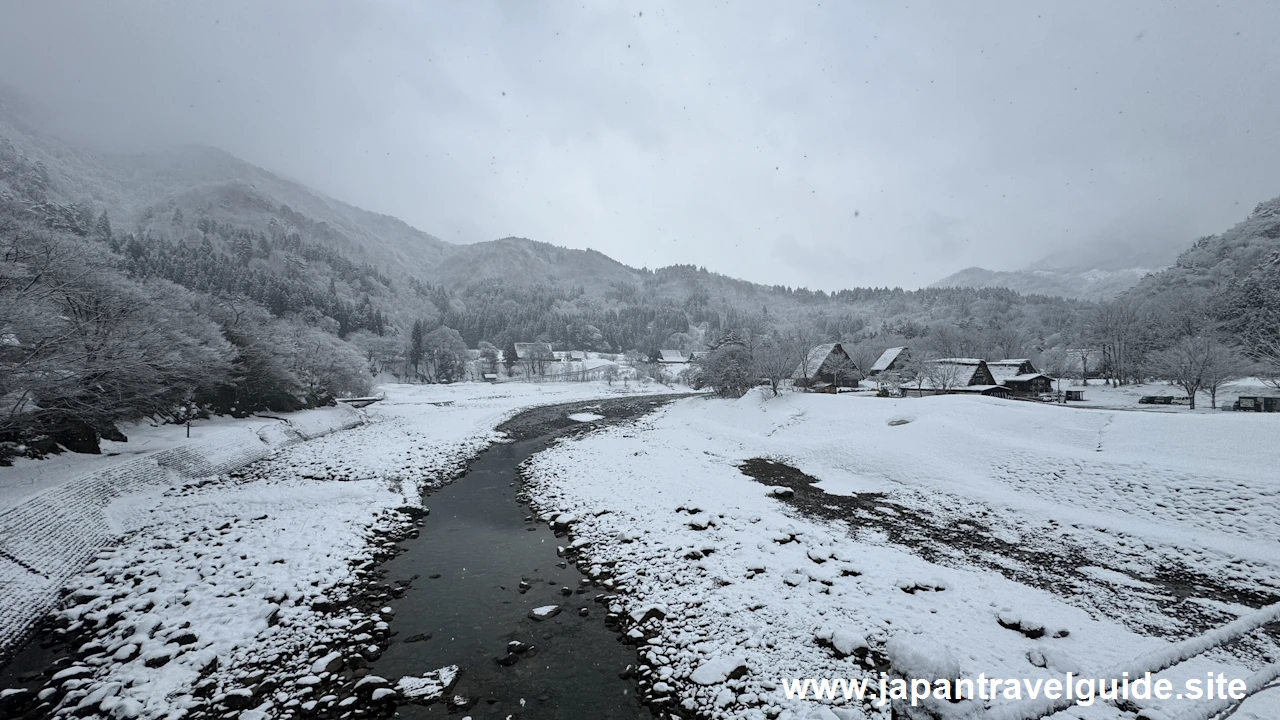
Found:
[459,340,1280,413]
[4,4,1280,719]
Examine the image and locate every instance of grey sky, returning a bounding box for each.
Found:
[2,1,1278,290]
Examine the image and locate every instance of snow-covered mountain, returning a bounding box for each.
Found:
[930,238,1186,300]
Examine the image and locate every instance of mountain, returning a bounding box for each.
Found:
[1123,197,1280,348]
[0,87,1093,369]
[930,237,1186,300]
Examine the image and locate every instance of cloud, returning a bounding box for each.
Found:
[2,0,1278,290]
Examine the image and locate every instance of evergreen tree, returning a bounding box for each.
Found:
[94,210,113,240]
[407,319,425,379]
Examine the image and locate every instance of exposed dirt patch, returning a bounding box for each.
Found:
[737,456,1280,658]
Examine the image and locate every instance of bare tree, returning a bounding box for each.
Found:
[1087,299,1150,386]
[923,358,969,392]
[1202,340,1251,409]
[1150,336,1214,409]
[827,355,862,389]
[900,352,965,394]
[783,325,824,383]
[753,336,796,396]
[986,325,1028,360]
[1254,336,1280,391]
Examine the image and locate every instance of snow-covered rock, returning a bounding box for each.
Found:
[689,655,748,685]
[529,605,562,621]
[395,665,459,704]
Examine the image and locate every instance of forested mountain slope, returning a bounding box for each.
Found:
[15,87,1224,460]
[931,236,1185,300]
[1123,197,1280,349]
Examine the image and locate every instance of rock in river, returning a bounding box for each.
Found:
[529,605,562,621]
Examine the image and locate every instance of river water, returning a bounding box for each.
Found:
[371,394,679,719]
[0,394,679,720]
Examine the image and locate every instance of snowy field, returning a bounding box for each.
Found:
[1062,377,1276,412]
[523,390,1280,719]
[0,380,678,719]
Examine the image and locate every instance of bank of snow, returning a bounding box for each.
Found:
[1,381,677,720]
[523,390,1280,719]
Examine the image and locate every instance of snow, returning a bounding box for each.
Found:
[0,406,358,508]
[690,655,749,685]
[523,389,1280,719]
[568,412,605,422]
[869,346,906,374]
[1,380,677,719]
[0,405,363,657]
[395,665,459,703]
[1067,377,1276,412]
[529,605,562,620]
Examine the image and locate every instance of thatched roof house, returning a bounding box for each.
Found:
[988,359,1053,396]
[513,342,554,361]
[792,343,859,387]
[868,346,909,376]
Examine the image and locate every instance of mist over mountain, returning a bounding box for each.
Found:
[5,81,1279,461]
[931,236,1189,300]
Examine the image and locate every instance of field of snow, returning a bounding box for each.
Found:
[523,389,1280,719]
[0,380,678,719]
[1065,377,1276,412]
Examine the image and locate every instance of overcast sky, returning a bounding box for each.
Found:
[2,1,1279,290]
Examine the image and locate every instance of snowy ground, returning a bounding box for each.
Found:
[0,380,679,720]
[1063,377,1276,412]
[0,405,364,660]
[523,389,1280,719]
[0,409,356,509]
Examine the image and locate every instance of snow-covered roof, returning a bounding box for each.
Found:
[513,342,554,360]
[927,358,990,386]
[907,378,1003,392]
[988,359,1039,384]
[659,349,686,363]
[792,343,839,379]
[951,384,1006,393]
[1007,373,1050,382]
[988,364,1021,384]
[869,346,907,373]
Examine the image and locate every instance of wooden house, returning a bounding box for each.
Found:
[658,349,687,364]
[988,359,1054,396]
[792,343,860,388]
[513,342,555,375]
[867,346,909,377]
[900,358,1009,398]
